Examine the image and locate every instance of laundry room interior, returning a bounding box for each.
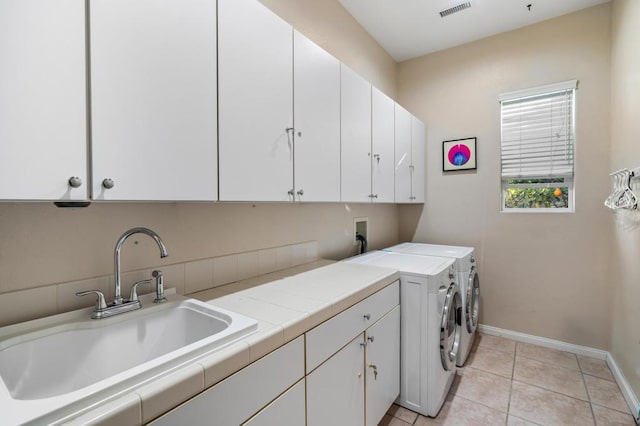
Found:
[0,0,639,425]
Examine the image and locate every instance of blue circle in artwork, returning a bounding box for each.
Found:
[452,152,468,166]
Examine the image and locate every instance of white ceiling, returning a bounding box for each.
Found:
[337,0,610,62]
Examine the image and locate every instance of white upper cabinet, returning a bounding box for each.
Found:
[394,104,412,203]
[0,0,87,201]
[411,116,426,203]
[341,65,372,203]
[371,88,395,203]
[90,0,217,201]
[293,31,341,202]
[394,104,425,203]
[218,0,294,202]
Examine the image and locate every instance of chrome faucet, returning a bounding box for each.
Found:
[114,227,168,304]
[77,227,169,319]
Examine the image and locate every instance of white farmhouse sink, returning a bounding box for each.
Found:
[0,296,257,423]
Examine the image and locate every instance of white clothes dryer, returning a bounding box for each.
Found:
[345,251,462,417]
[385,243,479,367]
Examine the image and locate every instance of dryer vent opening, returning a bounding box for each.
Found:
[439,2,472,18]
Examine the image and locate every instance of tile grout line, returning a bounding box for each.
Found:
[506,341,517,425]
[578,354,598,425]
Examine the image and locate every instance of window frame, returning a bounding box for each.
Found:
[499,81,577,213]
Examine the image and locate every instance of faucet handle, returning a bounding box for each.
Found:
[76,290,108,310]
[129,279,152,302]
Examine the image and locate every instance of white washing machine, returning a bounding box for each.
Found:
[345,251,462,417]
[385,243,479,367]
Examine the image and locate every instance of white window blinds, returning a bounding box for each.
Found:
[500,81,576,179]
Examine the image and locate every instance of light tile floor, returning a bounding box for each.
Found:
[380,333,637,426]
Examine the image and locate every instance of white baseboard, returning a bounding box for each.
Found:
[478,324,640,424]
[477,324,607,359]
[607,352,640,424]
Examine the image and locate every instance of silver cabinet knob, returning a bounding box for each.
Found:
[287,189,294,196]
[102,178,115,189]
[373,154,381,164]
[297,189,304,196]
[363,313,371,320]
[68,176,83,188]
[369,194,378,199]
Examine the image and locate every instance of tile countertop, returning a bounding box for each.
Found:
[65,260,400,426]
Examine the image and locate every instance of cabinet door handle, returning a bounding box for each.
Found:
[369,363,378,380]
[102,178,115,189]
[363,313,371,320]
[68,176,83,188]
[297,189,304,197]
[373,154,380,164]
[367,335,375,343]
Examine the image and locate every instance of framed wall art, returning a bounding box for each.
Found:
[443,137,477,172]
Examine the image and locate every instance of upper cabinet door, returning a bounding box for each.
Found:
[90,0,217,201]
[411,116,426,203]
[394,104,412,203]
[371,88,395,203]
[0,0,87,201]
[341,65,372,203]
[293,31,341,202]
[218,0,294,202]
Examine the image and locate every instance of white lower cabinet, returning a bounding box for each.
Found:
[243,380,306,426]
[307,335,366,426]
[365,306,401,426]
[149,283,399,426]
[150,336,304,426]
[306,282,400,426]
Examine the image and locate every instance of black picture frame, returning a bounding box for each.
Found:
[442,137,477,172]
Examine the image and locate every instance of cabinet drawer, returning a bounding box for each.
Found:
[305,281,399,373]
[243,379,305,426]
[151,336,304,426]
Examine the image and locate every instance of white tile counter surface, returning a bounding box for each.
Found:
[53,261,399,425]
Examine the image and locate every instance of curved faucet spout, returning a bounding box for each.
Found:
[113,227,168,305]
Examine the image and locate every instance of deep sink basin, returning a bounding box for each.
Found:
[0,298,257,401]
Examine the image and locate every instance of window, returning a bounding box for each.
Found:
[499,80,577,212]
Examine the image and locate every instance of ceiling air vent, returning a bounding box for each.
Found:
[439,2,472,18]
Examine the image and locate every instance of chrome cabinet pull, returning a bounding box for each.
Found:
[102,178,115,189]
[68,176,82,188]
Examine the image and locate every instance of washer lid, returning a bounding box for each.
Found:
[385,242,474,260]
[344,251,455,277]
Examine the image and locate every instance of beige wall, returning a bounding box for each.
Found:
[609,0,640,402]
[0,0,400,320]
[397,4,613,349]
[0,203,399,294]
[259,0,397,99]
